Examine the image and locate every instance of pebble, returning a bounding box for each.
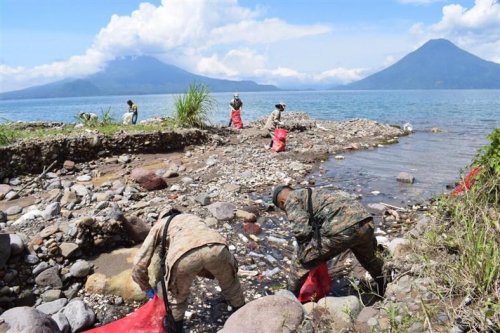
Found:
[5,206,23,215]
[77,175,92,182]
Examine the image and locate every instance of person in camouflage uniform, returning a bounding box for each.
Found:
[272,185,386,296]
[132,213,245,332]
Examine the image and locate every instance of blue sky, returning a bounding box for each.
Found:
[1,0,499,92]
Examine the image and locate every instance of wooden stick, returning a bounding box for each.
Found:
[11,160,58,197]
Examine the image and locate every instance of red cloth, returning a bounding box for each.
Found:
[297,263,331,303]
[231,110,243,129]
[451,167,481,197]
[272,128,287,153]
[84,295,166,333]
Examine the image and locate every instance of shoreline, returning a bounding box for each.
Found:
[1,113,424,332]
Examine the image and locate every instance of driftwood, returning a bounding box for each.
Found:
[9,160,57,198]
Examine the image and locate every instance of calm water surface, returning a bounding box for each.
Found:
[1,90,499,203]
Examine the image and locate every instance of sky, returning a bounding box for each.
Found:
[0,0,499,92]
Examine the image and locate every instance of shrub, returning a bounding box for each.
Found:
[174,83,214,128]
[0,123,16,146]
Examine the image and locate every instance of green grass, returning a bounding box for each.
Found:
[414,129,499,331]
[0,113,176,146]
[174,83,214,128]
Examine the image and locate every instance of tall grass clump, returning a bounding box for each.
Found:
[0,125,16,146]
[174,83,214,128]
[418,129,499,331]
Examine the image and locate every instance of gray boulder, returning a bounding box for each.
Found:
[5,206,22,216]
[220,295,304,333]
[36,298,68,315]
[317,295,361,323]
[0,306,61,333]
[195,193,211,206]
[70,260,92,278]
[52,312,71,333]
[207,202,236,221]
[63,300,95,332]
[397,172,415,184]
[43,202,61,219]
[35,266,63,288]
[9,233,25,255]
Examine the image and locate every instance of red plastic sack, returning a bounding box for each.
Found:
[231,110,243,129]
[451,167,481,197]
[272,128,287,153]
[297,263,331,303]
[85,295,166,333]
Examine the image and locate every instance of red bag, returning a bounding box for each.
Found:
[84,295,166,333]
[451,167,481,197]
[272,128,287,153]
[231,110,243,129]
[297,263,331,303]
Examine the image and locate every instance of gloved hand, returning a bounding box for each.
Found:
[278,121,285,127]
[146,288,156,299]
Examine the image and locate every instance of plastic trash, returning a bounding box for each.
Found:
[146,289,156,299]
[262,267,280,277]
[403,122,413,132]
[451,167,481,197]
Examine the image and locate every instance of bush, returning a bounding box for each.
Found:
[417,129,499,331]
[174,83,214,128]
[0,124,16,146]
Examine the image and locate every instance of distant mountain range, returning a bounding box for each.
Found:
[0,57,278,100]
[341,39,500,89]
[2,39,499,100]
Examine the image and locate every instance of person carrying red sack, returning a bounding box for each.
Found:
[263,102,286,148]
[228,93,243,129]
[272,185,388,298]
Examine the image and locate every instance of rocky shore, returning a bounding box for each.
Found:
[0,113,440,333]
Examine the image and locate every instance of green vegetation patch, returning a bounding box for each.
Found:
[174,83,214,128]
[414,129,499,331]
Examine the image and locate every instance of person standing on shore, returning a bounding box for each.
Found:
[263,102,286,148]
[132,211,245,333]
[123,100,138,125]
[272,185,387,297]
[228,93,243,129]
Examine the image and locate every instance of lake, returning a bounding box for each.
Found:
[1,90,499,203]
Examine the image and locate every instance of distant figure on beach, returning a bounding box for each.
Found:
[228,93,243,129]
[123,100,138,125]
[263,102,286,148]
[78,112,98,123]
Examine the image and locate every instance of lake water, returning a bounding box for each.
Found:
[1,90,499,203]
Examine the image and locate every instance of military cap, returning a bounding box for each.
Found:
[272,184,293,206]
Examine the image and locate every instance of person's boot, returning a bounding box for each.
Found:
[172,319,184,333]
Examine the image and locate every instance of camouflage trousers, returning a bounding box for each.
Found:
[166,244,245,321]
[288,219,385,296]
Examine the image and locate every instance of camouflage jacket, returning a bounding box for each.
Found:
[285,188,372,245]
[132,214,227,291]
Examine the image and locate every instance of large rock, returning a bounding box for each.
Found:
[63,300,95,332]
[5,205,22,215]
[397,172,415,184]
[70,260,92,277]
[0,306,61,333]
[85,247,156,301]
[0,184,12,198]
[52,312,71,333]
[220,295,304,333]
[9,233,25,255]
[35,266,63,288]
[0,234,11,268]
[36,298,68,315]
[131,168,167,191]
[207,202,236,221]
[122,216,151,242]
[317,296,362,323]
[59,242,79,258]
[43,202,61,219]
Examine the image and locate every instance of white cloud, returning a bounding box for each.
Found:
[410,0,500,62]
[1,0,331,92]
[313,68,366,83]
